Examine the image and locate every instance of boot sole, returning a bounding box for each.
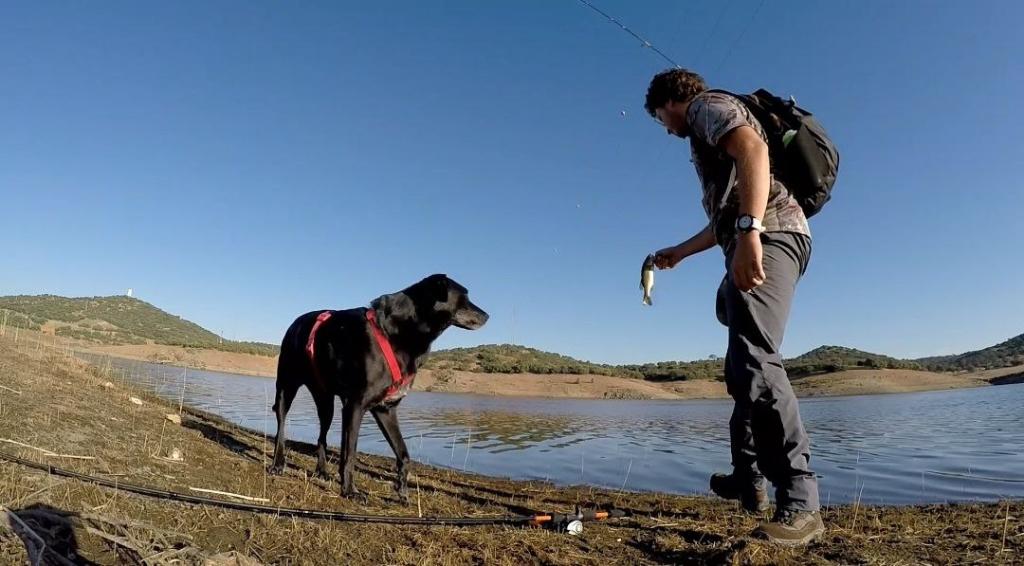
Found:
[758,525,825,547]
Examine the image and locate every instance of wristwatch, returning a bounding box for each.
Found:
[736,214,765,233]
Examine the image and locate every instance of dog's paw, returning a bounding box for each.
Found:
[394,485,410,505]
[267,463,284,476]
[342,487,368,503]
[313,468,333,481]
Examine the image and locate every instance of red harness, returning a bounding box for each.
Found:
[305,309,414,402]
[305,311,333,360]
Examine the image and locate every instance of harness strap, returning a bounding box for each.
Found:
[366,309,414,399]
[305,311,333,360]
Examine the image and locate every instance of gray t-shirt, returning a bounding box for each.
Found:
[686,90,811,249]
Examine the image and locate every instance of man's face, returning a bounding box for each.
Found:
[654,100,689,139]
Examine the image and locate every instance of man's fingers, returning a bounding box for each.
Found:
[656,252,682,270]
[750,267,764,290]
[733,268,747,292]
[733,266,765,293]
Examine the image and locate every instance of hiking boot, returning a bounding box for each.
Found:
[752,508,825,546]
[709,472,770,513]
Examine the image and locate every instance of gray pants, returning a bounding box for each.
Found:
[716,231,819,512]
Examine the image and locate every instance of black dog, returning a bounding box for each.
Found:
[269,274,488,500]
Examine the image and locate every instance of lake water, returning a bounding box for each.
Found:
[93,356,1024,506]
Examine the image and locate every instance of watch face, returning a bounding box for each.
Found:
[738,215,752,229]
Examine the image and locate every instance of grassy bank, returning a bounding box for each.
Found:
[0,336,1020,564]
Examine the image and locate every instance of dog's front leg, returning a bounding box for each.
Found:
[372,404,411,503]
[339,402,366,500]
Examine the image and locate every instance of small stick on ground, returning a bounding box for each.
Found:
[416,475,423,518]
[0,384,22,395]
[1001,500,1011,559]
[851,482,866,533]
[0,438,91,459]
[187,487,270,503]
[43,453,96,461]
[0,438,56,454]
[150,455,185,465]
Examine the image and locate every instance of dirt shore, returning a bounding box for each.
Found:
[0,336,1020,565]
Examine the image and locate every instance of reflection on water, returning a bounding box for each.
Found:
[411,409,579,452]
[87,355,1024,506]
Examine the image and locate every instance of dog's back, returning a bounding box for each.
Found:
[276,311,319,380]
[275,308,370,392]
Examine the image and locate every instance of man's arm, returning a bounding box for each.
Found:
[679,224,716,257]
[721,125,770,222]
[653,224,715,270]
[720,125,770,291]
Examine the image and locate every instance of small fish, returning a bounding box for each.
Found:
[640,253,655,306]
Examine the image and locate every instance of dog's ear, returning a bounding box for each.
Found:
[432,274,451,303]
[371,292,416,335]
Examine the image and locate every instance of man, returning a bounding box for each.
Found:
[645,68,824,546]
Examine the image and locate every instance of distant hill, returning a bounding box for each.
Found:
[0,295,278,356]
[425,344,927,381]
[423,344,638,378]
[423,344,731,381]
[2,294,1020,378]
[786,345,923,376]
[916,333,1024,372]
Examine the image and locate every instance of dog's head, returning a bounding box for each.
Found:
[372,274,489,336]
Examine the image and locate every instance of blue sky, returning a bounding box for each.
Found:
[2,1,1021,364]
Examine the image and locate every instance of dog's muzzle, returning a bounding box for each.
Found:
[454,306,488,330]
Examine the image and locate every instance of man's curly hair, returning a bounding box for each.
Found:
[644,68,708,117]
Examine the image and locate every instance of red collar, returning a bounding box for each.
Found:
[366,309,414,400]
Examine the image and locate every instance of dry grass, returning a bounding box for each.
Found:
[0,334,1020,565]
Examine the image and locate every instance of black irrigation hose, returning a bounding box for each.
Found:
[0,451,625,527]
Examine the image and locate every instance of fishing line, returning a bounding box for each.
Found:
[574,0,680,68]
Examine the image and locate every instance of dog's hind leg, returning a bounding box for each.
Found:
[339,402,366,499]
[269,379,300,475]
[313,392,335,480]
[371,404,411,504]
